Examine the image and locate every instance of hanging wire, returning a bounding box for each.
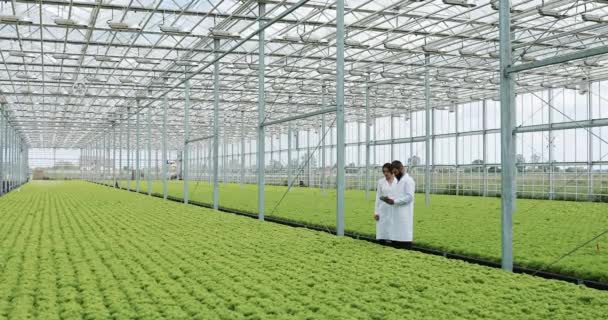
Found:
[532,228,608,277]
[267,116,338,220]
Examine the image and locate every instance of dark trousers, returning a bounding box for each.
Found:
[392,241,413,249]
[381,240,413,249]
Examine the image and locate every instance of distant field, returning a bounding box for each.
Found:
[105,168,608,200]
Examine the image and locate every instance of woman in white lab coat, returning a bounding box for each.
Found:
[374,163,398,240]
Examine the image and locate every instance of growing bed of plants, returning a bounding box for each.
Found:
[1,181,607,319]
[120,180,608,282]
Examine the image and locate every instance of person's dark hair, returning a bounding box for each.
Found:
[382,163,393,173]
[391,160,404,170]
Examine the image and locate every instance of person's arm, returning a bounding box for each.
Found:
[393,178,414,206]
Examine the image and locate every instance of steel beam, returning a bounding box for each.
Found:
[183,73,191,204]
[455,104,460,196]
[241,111,246,186]
[119,119,122,186]
[0,105,4,195]
[335,0,345,237]
[136,107,141,193]
[514,118,608,133]
[321,84,327,196]
[424,53,431,206]
[287,96,293,189]
[307,129,311,187]
[147,106,152,196]
[482,100,488,197]
[499,0,516,272]
[127,107,131,191]
[112,125,116,187]
[258,0,266,221]
[261,107,337,127]
[365,78,370,200]
[186,135,215,144]
[588,82,593,200]
[507,45,608,74]
[548,89,555,200]
[141,0,311,112]
[212,38,221,210]
[390,114,394,161]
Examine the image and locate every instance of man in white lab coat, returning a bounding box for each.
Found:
[381,160,415,249]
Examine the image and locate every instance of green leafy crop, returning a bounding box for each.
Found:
[1,181,606,319]
[125,180,608,282]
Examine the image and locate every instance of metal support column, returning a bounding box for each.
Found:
[307,129,311,187]
[13,130,15,188]
[482,100,488,197]
[102,134,106,183]
[82,147,85,181]
[364,78,370,200]
[335,0,345,236]
[136,105,141,192]
[106,134,110,184]
[9,127,13,189]
[95,141,103,182]
[19,142,24,185]
[162,96,168,200]
[95,139,99,183]
[357,120,362,189]
[431,108,436,194]
[241,110,246,186]
[455,104,460,195]
[147,106,152,196]
[587,82,593,200]
[257,1,266,221]
[10,128,13,189]
[499,0,516,272]
[212,38,221,210]
[119,120,122,186]
[9,128,13,189]
[11,132,15,188]
[0,106,4,195]
[183,70,191,204]
[207,143,212,183]
[424,53,431,206]
[390,114,394,161]
[287,95,293,188]
[548,89,555,200]
[222,141,226,184]
[127,107,131,191]
[112,125,116,187]
[409,109,413,168]
[17,137,20,186]
[322,84,327,195]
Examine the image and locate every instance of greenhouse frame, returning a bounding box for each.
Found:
[1,0,608,317]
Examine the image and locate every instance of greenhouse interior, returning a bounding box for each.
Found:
[1,0,608,318]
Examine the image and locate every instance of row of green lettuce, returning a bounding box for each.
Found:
[106,179,608,282]
[0,181,607,319]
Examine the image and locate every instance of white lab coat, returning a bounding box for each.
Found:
[375,177,398,240]
[390,173,415,241]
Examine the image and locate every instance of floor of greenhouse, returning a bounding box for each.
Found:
[1,181,607,319]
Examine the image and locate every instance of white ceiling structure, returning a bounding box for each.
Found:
[1,0,607,148]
